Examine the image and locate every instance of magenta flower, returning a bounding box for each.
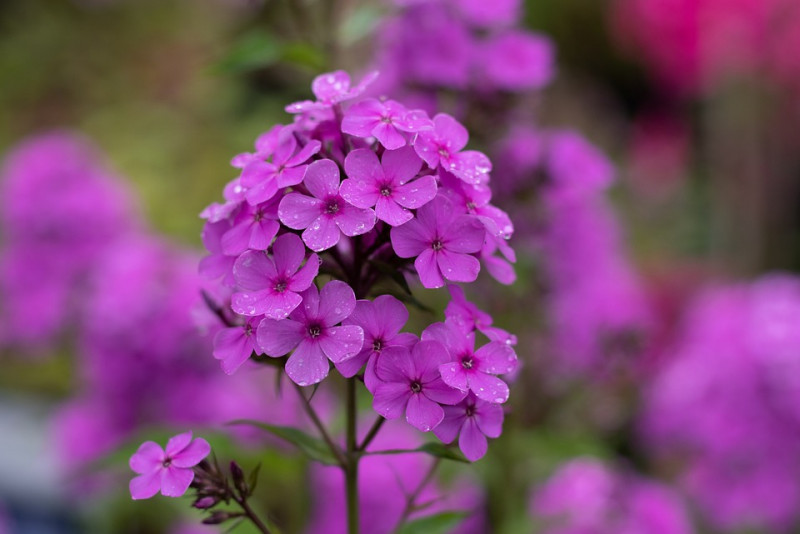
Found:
[212,317,261,375]
[433,393,504,461]
[231,233,320,318]
[285,70,378,113]
[279,159,376,252]
[240,129,321,205]
[413,114,491,184]
[422,321,517,404]
[257,280,363,386]
[390,195,485,288]
[129,431,210,500]
[199,220,236,287]
[230,124,282,169]
[340,147,436,226]
[372,340,467,432]
[341,98,432,150]
[479,31,555,91]
[336,295,418,389]
[220,196,281,255]
[439,172,514,239]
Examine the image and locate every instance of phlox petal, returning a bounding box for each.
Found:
[302,216,341,252]
[320,325,364,363]
[459,418,488,461]
[285,339,330,386]
[165,432,193,457]
[130,471,161,500]
[171,438,211,468]
[406,394,444,432]
[129,442,164,474]
[279,193,323,230]
[373,382,411,419]
[469,372,509,404]
[257,318,304,356]
[416,249,446,288]
[160,466,194,498]
[436,250,480,284]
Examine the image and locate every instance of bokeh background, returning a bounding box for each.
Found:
[2,0,800,533]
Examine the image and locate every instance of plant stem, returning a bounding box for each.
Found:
[345,377,360,534]
[293,382,347,466]
[392,458,442,533]
[236,496,274,534]
[357,415,385,451]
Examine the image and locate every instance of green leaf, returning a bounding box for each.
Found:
[396,511,468,534]
[365,442,469,463]
[247,463,261,496]
[214,31,283,74]
[281,42,326,71]
[228,420,339,465]
[338,5,384,46]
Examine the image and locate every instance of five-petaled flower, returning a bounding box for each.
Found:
[340,146,437,227]
[433,392,504,461]
[279,159,376,252]
[231,233,320,319]
[257,280,364,386]
[390,195,486,288]
[341,98,433,150]
[372,340,467,432]
[129,432,210,500]
[413,113,492,184]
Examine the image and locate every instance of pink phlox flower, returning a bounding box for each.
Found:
[414,113,491,184]
[279,159,376,252]
[220,195,281,255]
[433,392,504,461]
[444,284,516,345]
[129,431,210,500]
[372,340,467,432]
[439,171,514,239]
[480,238,517,286]
[231,233,320,319]
[479,30,555,91]
[212,316,262,375]
[240,128,321,205]
[230,124,283,169]
[422,321,517,403]
[340,146,436,226]
[341,98,433,150]
[199,220,236,287]
[285,70,379,113]
[545,131,614,201]
[390,195,485,288]
[336,295,418,389]
[257,280,364,386]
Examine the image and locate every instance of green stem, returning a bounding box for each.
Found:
[293,383,347,466]
[345,377,360,534]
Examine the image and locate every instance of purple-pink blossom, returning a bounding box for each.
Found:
[279,159,376,252]
[286,70,379,113]
[372,340,467,432]
[414,114,491,184]
[422,321,517,404]
[341,99,432,150]
[212,317,262,375]
[231,233,320,318]
[257,281,364,386]
[479,31,555,91]
[433,393,504,461]
[337,295,418,389]
[220,196,281,255]
[390,195,485,288]
[129,431,210,500]
[240,128,321,205]
[340,146,436,226]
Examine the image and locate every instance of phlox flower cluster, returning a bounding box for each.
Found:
[531,458,694,534]
[642,275,800,532]
[199,70,518,459]
[493,127,651,377]
[0,132,138,352]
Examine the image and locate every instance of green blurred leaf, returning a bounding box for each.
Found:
[214,31,283,74]
[396,511,468,534]
[229,420,339,465]
[339,5,384,46]
[281,42,326,71]
[247,462,261,496]
[366,442,469,463]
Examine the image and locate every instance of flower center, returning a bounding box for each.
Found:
[431,239,444,251]
[466,202,476,211]
[325,198,341,215]
[308,324,322,338]
[372,339,383,352]
[410,381,422,394]
[162,458,172,468]
[465,405,476,417]
[244,323,253,337]
[380,186,392,197]
[461,356,474,370]
[438,147,449,158]
[380,115,393,124]
[253,209,264,222]
[274,279,288,293]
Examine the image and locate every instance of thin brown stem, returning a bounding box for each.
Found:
[357,415,385,451]
[392,458,442,533]
[235,496,273,534]
[293,382,347,466]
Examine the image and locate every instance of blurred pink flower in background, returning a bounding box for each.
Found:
[642,275,800,532]
[532,458,694,534]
